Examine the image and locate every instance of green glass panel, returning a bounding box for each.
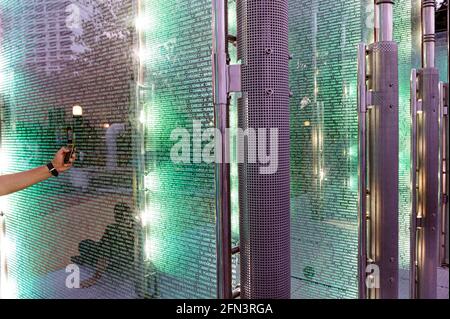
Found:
[0,0,140,298]
[139,0,216,298]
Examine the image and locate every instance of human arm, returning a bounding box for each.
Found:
[80,257,108,289]
[0,147,76,196]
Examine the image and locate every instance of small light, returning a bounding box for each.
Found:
[72,105,83,116]
[145,239,159,260]
[141,204,161,227]
[144,172,160,192]
[319,169,325,181]
[304,121,311,127]
[139,110,146,124]
[135,15,155,31]
[103,123,110,129]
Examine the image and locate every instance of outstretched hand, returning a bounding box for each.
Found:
[52,147,76,173]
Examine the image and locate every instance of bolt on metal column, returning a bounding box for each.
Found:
[410,0,441,300]
[358,0,399,299]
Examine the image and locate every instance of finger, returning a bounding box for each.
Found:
[58,147,69,155]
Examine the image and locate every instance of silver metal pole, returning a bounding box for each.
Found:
[422,0,436,68]
[410,0,440,299]
[376,1,394,42]
[365,0,399,299]
[439,82,449,266]
[410,69,418,299]
[357,43,368,300]
[212,0,232,299]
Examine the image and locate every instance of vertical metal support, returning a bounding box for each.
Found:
[410,0,440,299]
[375,1,394,42]
[357,43,368,300]
[236,0,290,299]
[410,69,418,299]
[367,40,399,299]
[212,0,232,300]
[422,0,436,69]
[0,211,7,299]
[439,81,449,267]
[358,0,399,299]
[439,82,448,266]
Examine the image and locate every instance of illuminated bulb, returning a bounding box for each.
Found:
[319,169,325,181]
[72,105,83,116]
[141,204,161,226]
[135,15,155,31]
[139,110,146,124]
[145,239,159,260]
[0,277,17,299]
[343,85,349,97]
[304,121,311,127]
[348,145,357,158]
[144,172,160,192]
[348,176,356,189]
[103,123,110,129]
[137,49,148,61]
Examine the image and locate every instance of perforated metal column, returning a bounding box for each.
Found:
[367,41,399,299]
[236,0,291,299]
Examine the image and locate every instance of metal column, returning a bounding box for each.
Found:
[410,0,441,299]
[236,0,291,299]
[212,0,242,299]
[439,82,448,267]
[358,0,399,299]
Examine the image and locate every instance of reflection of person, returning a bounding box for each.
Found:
[71,203,135,289]
[0,147,76,196]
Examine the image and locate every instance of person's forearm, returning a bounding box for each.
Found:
[93,258,108,279]
[0,166,52,196]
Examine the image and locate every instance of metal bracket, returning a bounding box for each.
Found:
[417,99,423,113]
[357,42,368,299]
[416,216,424,229]
[366,90,374,108]
[227,64,242,93]
[410,68,419,298]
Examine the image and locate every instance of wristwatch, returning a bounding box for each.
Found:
[47,162,59,177]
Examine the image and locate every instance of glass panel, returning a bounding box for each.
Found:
[436,28,448,83]
[0,0,140,298]
[396,0,421,299]
[289,0,362,299]
[288,0,420,299]
[138,0,216,298]
[0,0,435,300]
[0,0,216,299]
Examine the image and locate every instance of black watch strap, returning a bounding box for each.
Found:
[47,162,59,177]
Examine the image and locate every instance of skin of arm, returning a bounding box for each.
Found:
[0,147,76,196]
[80,258,108,289]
